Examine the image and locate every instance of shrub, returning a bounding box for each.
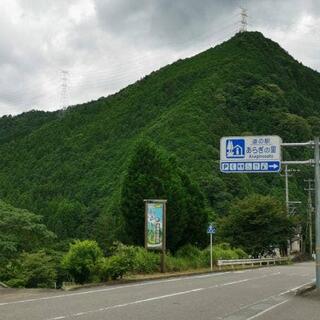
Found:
[110,243,160,274]
[201,243,248,266]
[62,240,103,284]
[98,243,136,280]
[234,248,249,259]
[176,244,202,259]
[6,251,57,288]
[132,247,160,274]
[175,244,206,269]
[165,256,189,272]
[99,255,132,280]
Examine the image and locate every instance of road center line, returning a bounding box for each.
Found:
[44,275,283,320]
[0,271,237,307]
[45,288,204,320]
[0,270,280,308]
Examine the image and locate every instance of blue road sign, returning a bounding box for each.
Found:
[226,139,245,158]
[220,136,282,173]
[207,225,216,234]
[220,161,280,173]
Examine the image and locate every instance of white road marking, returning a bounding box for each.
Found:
[45,288,204,320]
[221,278,315,319]
[220,279,250,287]
[0,270,280,309]
[278,279,316,295]
[0,271,241,307]
[245,299,289,320]
[44,274,283,320]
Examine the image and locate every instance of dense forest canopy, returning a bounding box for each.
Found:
[0,31,319,249]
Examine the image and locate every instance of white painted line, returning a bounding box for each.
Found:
[279,279,316,296]
[220,278,250,287]
[45,288,204,320]
[45,272,286,320]
[0,272,230,307]
[0,269,283,308]
[245,299,289,320]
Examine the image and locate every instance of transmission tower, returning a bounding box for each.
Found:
[60,70,69,111]
[240,7,248,32]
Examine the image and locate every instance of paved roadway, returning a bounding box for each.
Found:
[0,262,319,320]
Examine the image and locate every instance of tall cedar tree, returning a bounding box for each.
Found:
[120,140,208,251]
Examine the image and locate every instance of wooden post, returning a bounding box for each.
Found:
[144,201,148,250]
[161,201,167,273]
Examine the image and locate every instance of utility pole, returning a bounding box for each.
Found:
[314,137,320,289]
[281,137,320,290]
[284,165,290,255]
[240,7,248,32]
[281,165,300,254]
[284,165,289,214]
[305,179,315,256]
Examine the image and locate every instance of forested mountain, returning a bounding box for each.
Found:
[0,31,319,246]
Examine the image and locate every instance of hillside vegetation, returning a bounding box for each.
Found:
[0,31,319,250]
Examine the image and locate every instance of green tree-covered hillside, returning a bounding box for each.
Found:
[0,32,319,246]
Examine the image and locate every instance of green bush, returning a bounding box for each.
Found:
[201,243,247,266]
[99,255,131,280]
[175,244,206,269]
[98,243,136,280]
[233,248,249,259]
[6,251,57,288]
[176,244,202,259]
[62,240,103,284]
[165,255,189,272]
[132,247,160,274]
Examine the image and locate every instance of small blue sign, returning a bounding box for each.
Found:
[226,139,245,159]
[207,225,216,234]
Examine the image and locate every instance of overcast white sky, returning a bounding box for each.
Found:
[0,0,320,117]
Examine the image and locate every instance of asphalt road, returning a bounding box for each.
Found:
[0,262,318,320]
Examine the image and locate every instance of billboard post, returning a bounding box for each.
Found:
[144,199,167,273]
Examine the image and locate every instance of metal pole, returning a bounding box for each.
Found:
[314,137,320,289]
[285,165,289,214]
[210,233,213,271]
[161,201,167,273]
[284,165,291,255]
[281,141,314,147]
[305,179,314,256]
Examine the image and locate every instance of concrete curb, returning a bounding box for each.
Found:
[63,269,216,291]
[295,282,316,295]
[63,263,282,291]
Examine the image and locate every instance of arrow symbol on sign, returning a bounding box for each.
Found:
[269,164,278,169]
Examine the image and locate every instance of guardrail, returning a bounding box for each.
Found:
[217,257,289,269]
